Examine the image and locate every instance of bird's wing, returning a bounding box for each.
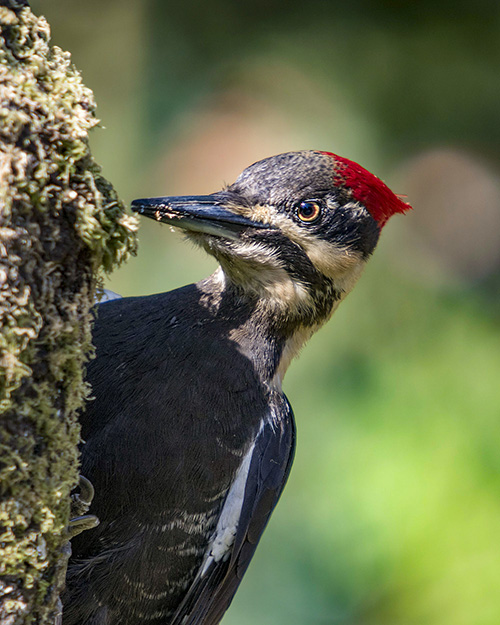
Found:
[170,401,296,625]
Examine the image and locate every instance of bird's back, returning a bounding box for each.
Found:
[64,285,277,624]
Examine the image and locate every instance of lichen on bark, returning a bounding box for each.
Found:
[0,2,138,623]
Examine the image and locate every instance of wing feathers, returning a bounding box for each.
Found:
[170,401,295,625]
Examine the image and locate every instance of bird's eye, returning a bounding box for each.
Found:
[297,201,322,223]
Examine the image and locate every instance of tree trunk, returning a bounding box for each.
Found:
[0,2,137,622]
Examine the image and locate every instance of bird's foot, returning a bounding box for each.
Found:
[67,513,100,539]
[70,474,95,517]
[68,475,99,538]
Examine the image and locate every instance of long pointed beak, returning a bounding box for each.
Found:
[131,194,270,240]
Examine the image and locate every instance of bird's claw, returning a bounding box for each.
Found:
[67,513,100,539]
[55,478,99,623]
[70,474,95,517]
[68,475,99,538]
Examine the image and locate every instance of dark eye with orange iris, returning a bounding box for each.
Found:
[297,201,322,223]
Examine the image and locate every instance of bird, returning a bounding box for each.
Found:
[63,150,410,625]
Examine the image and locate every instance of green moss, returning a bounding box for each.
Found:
[0,3,137,623]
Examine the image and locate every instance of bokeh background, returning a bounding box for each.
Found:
[31,2,500,624]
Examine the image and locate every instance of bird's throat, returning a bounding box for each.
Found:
[197,268,342,387]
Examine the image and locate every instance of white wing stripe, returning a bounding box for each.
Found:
[200,439,256,576]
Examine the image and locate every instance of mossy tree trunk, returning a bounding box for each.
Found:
[0,1,138,622]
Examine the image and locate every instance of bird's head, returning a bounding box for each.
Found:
[132,150,410,325]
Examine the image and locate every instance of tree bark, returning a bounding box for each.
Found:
[0,2,138,622]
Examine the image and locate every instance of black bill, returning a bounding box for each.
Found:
[131,194,270,240]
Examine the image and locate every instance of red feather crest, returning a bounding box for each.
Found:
[320,151,411,227]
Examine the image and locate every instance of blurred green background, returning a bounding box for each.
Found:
[31,1,500,624]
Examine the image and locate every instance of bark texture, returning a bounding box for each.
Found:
[0,2,138,622]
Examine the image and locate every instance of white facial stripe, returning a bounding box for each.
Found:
[219,240,312,310]
[270,324,318,390]
[270,296,349,388]
[234,204,365,281]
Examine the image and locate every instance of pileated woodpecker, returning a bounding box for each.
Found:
[64,150,410,625]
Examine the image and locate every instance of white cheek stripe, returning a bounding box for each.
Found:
[200,439,256,576]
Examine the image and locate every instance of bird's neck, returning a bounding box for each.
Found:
[197,268,342,389]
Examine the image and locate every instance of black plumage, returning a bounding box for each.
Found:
[65,282,296,625]
[64,150,409,625]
